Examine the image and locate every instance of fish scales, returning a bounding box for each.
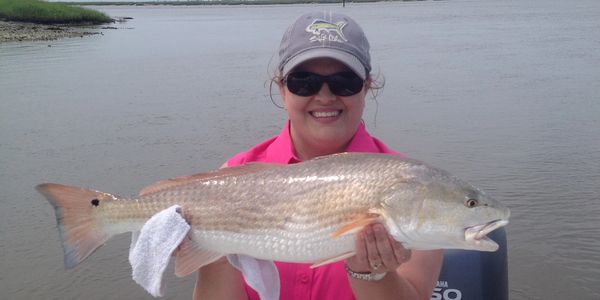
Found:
[91,154,403,261]
[165,155,410,261]
[178,158,385,230]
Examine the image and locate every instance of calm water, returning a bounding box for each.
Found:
[1,1,599,299]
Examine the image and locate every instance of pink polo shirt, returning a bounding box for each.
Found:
[227,121,401,300]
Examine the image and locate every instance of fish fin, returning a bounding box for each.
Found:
[309,152,350,161]
[174,235,223,277]
[35,183,118,269]
[331,213,381,238]
[310,251,355,268]
[139,163,284,196]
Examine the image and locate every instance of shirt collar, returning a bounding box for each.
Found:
[345,121,382,153]
[265,120,300,164]
[265,120,379,163]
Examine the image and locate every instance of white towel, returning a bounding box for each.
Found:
[129,205,190,297]
[227,254,280,300]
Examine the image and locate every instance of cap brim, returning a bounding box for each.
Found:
[281,48,367,80]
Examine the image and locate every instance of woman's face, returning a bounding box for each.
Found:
[279,57,369,159]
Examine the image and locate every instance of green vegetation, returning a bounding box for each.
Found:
[63,0,390,6]
[0,0,113,24]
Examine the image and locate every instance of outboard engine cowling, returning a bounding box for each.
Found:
[432,228,508,300]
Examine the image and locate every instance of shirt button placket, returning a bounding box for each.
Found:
[294,269,313,299]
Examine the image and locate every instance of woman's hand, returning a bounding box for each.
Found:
[346,223,411,274]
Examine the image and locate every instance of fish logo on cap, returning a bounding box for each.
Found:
[306,19,348,43]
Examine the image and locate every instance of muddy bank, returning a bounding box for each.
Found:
[0,20,102,43]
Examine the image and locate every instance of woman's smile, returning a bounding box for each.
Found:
[309,109,343,121]
[279,57,368,160]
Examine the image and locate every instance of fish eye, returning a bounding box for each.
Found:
[465,198,479,208]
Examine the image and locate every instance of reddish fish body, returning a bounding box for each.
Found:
[37,153,509,275]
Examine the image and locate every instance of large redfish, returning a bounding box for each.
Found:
[36,152,509,277]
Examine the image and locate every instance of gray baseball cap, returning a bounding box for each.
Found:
[278,12,371,80]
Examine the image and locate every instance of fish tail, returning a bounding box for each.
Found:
[36,183,117,269]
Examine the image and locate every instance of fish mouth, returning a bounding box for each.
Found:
[464,219,509,251]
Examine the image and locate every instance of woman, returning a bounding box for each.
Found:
[194,12,443,300]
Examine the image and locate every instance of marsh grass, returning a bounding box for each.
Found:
[0,0,112,24]
[64,0,389,6]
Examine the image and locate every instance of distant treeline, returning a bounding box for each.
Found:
[60,0,413,6]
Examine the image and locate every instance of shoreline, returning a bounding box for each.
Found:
[0,20,105,43]
[0,0,404,43]
[62,0,402,5]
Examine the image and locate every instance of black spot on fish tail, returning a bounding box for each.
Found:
[91,199,100,207]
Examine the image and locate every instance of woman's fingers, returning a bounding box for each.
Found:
[389,235,411,264]
[364,225,386,272]
[372,224,399,271]
[346,224,412,274]
[353,231,370,268]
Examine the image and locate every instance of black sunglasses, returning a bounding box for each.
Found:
[283,71,365,97]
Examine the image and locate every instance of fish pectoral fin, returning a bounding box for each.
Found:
[174,235,223,277]
[310,251,355,268]
[331,213,381,238]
